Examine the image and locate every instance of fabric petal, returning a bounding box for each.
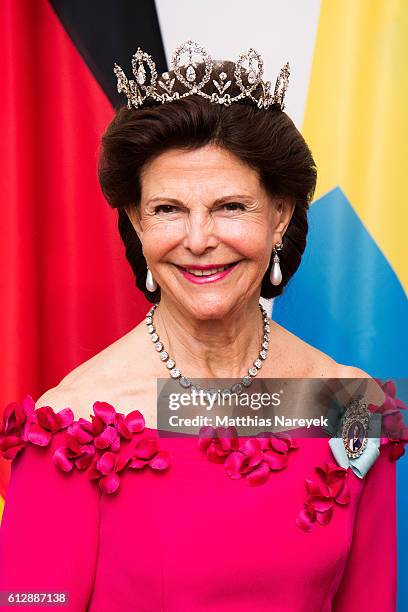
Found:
[218,436,234,453]
[97,451,117,475]
[93,401,117,425]
[90,415,105,436]
[52,447,74,472]
[206,443,228,463]
[323,461,348,483]
[198,437,212,452]
[296,511,314,532]
[36,407,61,433]
[99,473,120,494]
[27,423,53,446]
[246,451,265,470]
[257,436,272,451]
[327,478,345,498]
[269,436,289,454]
[333,480,350,505]
[316,506,333,525]
[94,425,118,449]
[262,450,288,470]
[55,408,75,429]
[246,462,270,486]
[114,414,132,439]
[110,437,121,453]
[133,436,158,459]
[74,446,96,470]
[296,502,317,532]
[216,427,238,452]
[225,426,240,451]
[0,436,25,459]
[63,432,84,454]
[382,411,404,439]
[274,431,299,449]
[305,479,331,498]
[240,438,261,457]
[76,417,95,434]
[125,409,145,433]
[224,451,245,479]
[383,380,396,400]
[1,401,25,436]
[115,450,130,472]
[310,496,333,512]
[67,421,94,445]
[21,395,36,418]
[88,462,102,480]
[128,458,148,469]
[198,426,216,451]
[213,443,230,458]
[390,442,406,461]
[149,451,172,470]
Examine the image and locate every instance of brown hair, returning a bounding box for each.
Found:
[98,60,317,303]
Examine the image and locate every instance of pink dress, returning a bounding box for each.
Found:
[0,389,404,612]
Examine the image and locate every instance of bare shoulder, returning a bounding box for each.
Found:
[268,320,343,377]
[34,384,96,422]
[270,322,385,404]
[55,324,143,389]
[335,363,386,407]
[34,321,155,421]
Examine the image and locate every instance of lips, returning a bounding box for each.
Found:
[176,261,240,284]
[182,263,234,276]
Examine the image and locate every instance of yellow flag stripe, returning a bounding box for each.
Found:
[302,0,408,292]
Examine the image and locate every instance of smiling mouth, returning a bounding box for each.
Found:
[175,262,239,277]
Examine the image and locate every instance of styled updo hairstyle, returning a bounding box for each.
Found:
[98,60,317,303]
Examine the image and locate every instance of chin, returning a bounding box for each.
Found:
[183,296,235,321]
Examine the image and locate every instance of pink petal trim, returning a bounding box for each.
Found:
[0,394,172,494]
[199,426,298,485]
[297,461,351,532]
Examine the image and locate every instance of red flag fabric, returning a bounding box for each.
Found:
[0,0,148,497]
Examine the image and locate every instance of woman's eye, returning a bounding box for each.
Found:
[153,202,245,214]
[221,202,245,211]
[154,204,178,214]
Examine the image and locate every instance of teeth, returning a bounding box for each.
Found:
[185,265,229,276]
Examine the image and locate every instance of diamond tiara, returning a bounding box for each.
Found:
[113,39,290,111]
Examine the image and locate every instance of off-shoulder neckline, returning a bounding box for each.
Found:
[1,389,406,511]
[35,396,160,432]
[32,396,310,438]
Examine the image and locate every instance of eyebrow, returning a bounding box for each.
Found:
[145,194,253,206]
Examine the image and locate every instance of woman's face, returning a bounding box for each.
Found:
[127,144,294,320]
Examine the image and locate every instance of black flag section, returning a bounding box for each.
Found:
[49,0,168,107]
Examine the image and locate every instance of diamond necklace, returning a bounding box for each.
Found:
[145,303,270,397]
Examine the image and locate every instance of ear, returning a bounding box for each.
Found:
[275,198,296,236]
[124,205,143,239]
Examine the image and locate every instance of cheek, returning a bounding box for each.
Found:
[218,218,272,259]
[140,220,183,259]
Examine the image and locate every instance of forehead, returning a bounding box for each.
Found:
[140,144,262,200]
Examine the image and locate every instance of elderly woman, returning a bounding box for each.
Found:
[0,42,402,612]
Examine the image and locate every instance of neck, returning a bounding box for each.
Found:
[152,295,266,379]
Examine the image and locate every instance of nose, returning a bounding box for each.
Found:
[182,210,218,256]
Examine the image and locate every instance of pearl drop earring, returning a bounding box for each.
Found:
[270,242,283,286]
[146,267,158,292]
